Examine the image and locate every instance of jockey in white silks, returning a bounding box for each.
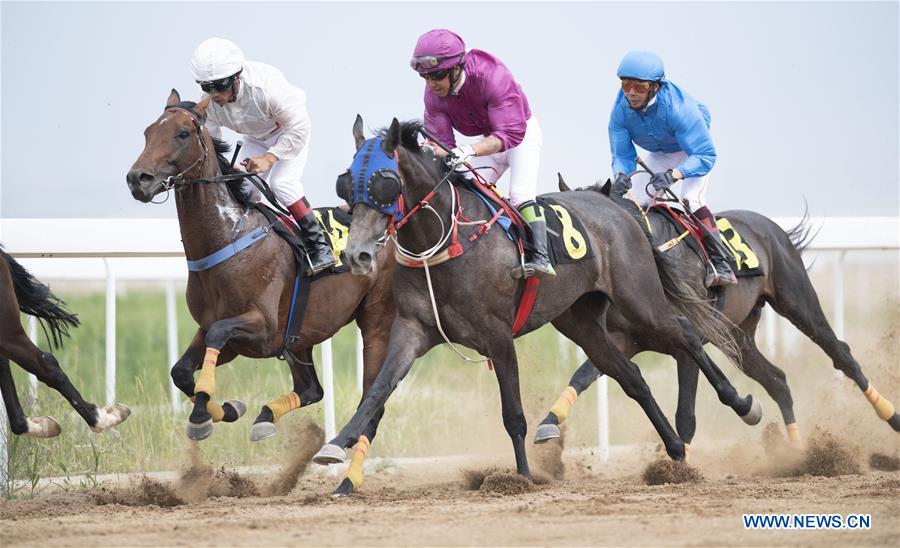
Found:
[190,37,336,274]
[411,29,553,280]
[609,50,737,287]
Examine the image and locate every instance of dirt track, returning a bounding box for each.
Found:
[2,421,898,547]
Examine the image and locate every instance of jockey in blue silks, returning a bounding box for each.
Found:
[609,50,737,287]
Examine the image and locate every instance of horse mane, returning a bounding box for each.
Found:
[0,245,79,349]
[168,100,249,205]
[379,120,469,187]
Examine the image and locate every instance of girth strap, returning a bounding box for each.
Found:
[186,225,271,272]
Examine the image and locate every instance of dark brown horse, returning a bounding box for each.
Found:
[312,118,762,495]
[535,178,900,451]
[126,91,396,442]
[0,247,130,437]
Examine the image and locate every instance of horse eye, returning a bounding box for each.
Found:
[178,130,191,139]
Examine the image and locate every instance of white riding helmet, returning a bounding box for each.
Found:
[190,38,245,82]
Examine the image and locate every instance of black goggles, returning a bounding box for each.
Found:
[410,53,463,72]
[198,73,238,93]
[420,68,451,81]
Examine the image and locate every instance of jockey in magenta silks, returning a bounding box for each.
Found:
[190,37,336,274]
[410,29,554,280]
[609,50,737,287]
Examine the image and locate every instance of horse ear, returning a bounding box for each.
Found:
[353,114,365,150]
[600,179,612,196]
[382,118,401,155]
[558,172,571,192]
[166,89,181,107]
[194,96,211,120]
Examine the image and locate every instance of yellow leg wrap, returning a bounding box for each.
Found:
[549,386,578,424]
[346,435,370,489]
[190,396,226,422]
[785,422,801,445]
[683,443,690,463]
[864,385,896,421]
[194,348,220,397]
[265,392,302,423]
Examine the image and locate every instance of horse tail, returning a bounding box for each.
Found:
[1,246,80,348]
[651,245,743,369]
[609,195,743,369]
[784,201,817,255]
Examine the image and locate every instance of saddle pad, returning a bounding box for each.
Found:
[256,203,351,276]
[715,217,763,277]
[652,207,762,278]
[537,197,594,266]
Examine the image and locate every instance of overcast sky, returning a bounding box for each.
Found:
[1,1,897,219]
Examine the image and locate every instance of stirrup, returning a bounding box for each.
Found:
[705,269,737,288]
[307,251,337,275]
[511,261,556,280]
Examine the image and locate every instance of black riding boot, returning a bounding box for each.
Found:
[289,199,337,275]
[512,201,556,280]
[702,232,738,288]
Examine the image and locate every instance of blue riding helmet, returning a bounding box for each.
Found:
[617,51,666,82]
[336,136,401,216]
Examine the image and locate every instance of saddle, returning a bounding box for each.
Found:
[649,203,763,279]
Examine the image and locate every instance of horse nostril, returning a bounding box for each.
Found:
[358,252,372,265]
[126,170,154,187]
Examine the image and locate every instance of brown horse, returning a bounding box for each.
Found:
[535,177,900,450]
[126,90,396,442]
[0,246,130,437]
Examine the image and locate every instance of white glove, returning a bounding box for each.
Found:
[448,144,476,171]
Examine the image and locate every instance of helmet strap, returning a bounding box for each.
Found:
[448,65,463,92]
[228,72,242,104]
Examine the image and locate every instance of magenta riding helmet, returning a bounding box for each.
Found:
[410,29,466,74]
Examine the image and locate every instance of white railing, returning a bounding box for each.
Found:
[1,216,898,488]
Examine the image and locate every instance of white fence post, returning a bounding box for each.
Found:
[27,316,39,399]
[0,387,8,497]
[355,327,364,394]
[833,250,846,382]
[763,306,777,358]
[165,280,180,413]
[104,259,116,406]
[321,339,337,476]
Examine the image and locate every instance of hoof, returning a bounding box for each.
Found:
[740,396,763,426]
[91,403,131,433]
[533,423,561,444]
[313,443,347,465]
[25,416,62,438]
[331,478,355,497]
[888,413,900,432]
[186,419,213,441]
[223,400,247,423]
[249,421,277,442]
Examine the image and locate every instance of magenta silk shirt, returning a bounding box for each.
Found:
[423,49,532,152]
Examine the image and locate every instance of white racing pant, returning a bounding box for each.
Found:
[237,129,309,207]
[465,116,543,208]
[630,150,710,211]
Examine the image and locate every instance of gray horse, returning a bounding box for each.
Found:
[312,118,762,495]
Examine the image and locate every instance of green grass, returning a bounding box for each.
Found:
[5,271,899,493]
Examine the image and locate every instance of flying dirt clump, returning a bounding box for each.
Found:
[642,459,703,485]
[789,427,861,477]
[262,417,325,496]
[463,467,535,495]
